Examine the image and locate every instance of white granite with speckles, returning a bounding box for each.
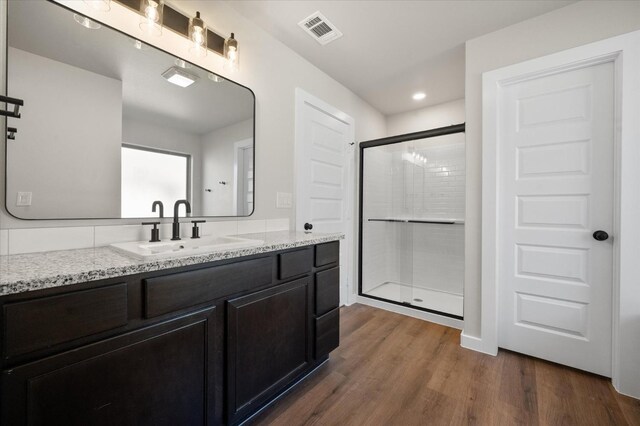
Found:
[0,231,343,296]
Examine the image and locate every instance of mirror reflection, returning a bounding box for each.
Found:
[5,0,255,219]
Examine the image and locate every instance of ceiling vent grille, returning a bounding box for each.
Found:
[298,12,343,46]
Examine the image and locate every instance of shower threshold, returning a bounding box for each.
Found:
[365,281,463,318]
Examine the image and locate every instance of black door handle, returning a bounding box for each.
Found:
[593,230,609,241]
[304,223,313,231]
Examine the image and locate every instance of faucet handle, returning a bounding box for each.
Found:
[142,221,161,243]
[191,220,206,239]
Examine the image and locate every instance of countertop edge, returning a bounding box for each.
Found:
[0,232,344,297]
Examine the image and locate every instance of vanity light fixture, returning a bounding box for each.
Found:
[162,66,198,88]
[83,0,111,12]
[73,14,102,30]
[224,33,239,72]
[112,0,241,69]
[412,92,427,101]
[140,0,164,37]
[189,11,207,57]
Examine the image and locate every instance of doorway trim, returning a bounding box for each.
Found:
[233,138,253,216]
[481,30,640,397]
[294,88,355,305]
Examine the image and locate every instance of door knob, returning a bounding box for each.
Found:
[593,230,609,241]
[304,223,313,231]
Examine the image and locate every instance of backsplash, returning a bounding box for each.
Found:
[0,218,289,256]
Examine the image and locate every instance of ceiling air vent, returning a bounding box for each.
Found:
[298,11,343,46]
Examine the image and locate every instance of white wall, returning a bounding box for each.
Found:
[386,98,465,136]
[201,119,252,216]
[7,47,122,219]
[0,0,386,253]
[463,0,640,395]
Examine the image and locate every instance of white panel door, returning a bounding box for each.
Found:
[498,61,614,376]
[296,92,354,305]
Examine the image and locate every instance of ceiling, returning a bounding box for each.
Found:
[8,0,254,135]
[225,0,575,116]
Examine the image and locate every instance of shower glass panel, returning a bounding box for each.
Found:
[359,125,465,319]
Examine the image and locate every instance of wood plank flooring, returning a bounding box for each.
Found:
[253,304,640,426]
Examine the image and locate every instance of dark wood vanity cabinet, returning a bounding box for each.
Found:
[226,277,312,424]
[0,241,341,425]
[2,308,216,426]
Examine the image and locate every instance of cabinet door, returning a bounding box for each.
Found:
[226,277,311,424]
[2,308,216,426]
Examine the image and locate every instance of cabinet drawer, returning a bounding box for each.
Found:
[3,284,128,359]
[315,308,339,358]
[315,267,340,316]
[278,248,313,280]
[315,241,339,267]
[144,257,272,318]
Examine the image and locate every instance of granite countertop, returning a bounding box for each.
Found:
[0,231,344,296]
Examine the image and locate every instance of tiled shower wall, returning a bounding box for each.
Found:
[361,148,392,293]
[391,134,465,220]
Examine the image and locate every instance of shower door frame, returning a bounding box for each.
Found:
[358,123,466,320]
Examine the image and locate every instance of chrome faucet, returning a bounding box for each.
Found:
[171,200,191,241]
[152,200,164,218]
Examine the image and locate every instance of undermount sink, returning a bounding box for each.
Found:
[111,236,264,260]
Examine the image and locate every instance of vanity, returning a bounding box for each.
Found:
[0,232,342,425]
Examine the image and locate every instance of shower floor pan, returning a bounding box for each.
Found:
[366,281,463,317]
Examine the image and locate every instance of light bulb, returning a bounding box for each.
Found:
[189,11,207,57]
[224,33,240,72]
[139,0,163,36]
[145,1,159,22]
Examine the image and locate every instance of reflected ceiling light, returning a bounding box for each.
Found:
[140,0,164,37]
[412,92,426,101]
[208,73,225,83]
[189,11,207,57]
[224,33,239,72]
[174,59,192,69]
[131,38,149,50]
[162,67,198,88]
[83,0,110,12]
[73,14,101,29]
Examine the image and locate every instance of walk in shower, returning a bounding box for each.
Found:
[358,124,465,319]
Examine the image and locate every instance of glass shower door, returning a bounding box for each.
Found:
[359,125,466,319]
[360,142,414,306]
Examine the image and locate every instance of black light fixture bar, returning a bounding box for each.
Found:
[0,95,24,118]
[113,0,226,56]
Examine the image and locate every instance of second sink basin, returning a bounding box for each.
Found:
[111,236,264,260]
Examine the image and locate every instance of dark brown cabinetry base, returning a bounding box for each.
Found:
[0,241,341,425]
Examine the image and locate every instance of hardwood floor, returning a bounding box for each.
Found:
[252,304,640,426]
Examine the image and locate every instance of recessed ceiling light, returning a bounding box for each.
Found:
[412,92,427,101]
[161,67,198,88]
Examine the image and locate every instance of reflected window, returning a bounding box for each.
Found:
[121,145,189,218]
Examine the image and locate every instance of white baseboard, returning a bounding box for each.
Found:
[355,296,463,330]
[460,332,498,356]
